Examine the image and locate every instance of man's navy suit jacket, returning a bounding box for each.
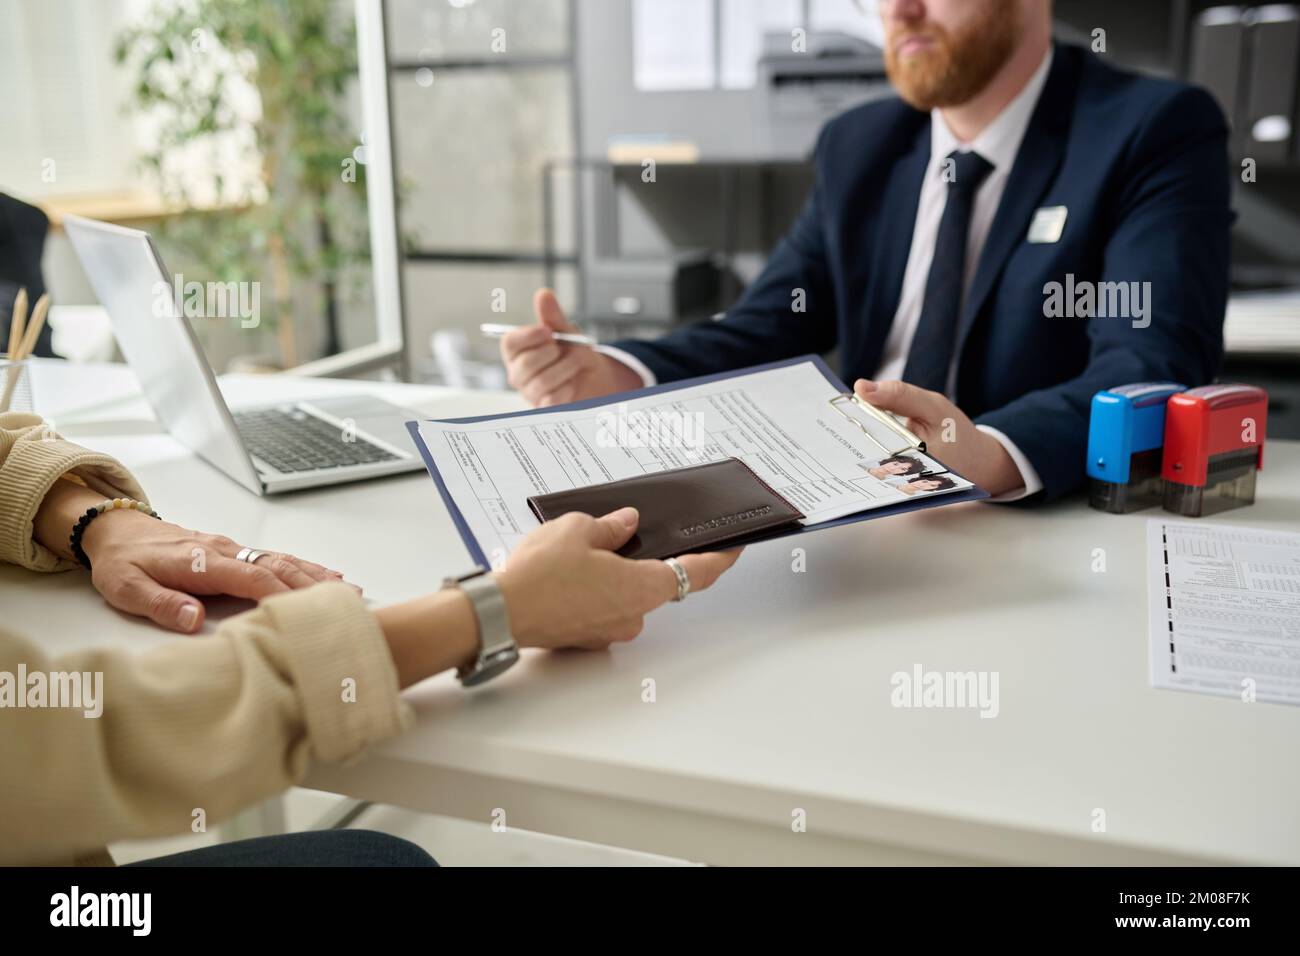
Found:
[613,44,1232,502]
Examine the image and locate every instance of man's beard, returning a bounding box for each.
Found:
[884,1,1023,111]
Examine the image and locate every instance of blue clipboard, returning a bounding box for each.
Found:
[406,354,990,567]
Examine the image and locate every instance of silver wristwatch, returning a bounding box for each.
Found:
[443,567,519,687]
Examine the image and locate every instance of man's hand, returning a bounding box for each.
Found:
[853,379,1025,497]
[500,289,642,407]
[496,507,741,651]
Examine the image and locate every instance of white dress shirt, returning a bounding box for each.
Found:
[601,49,1054,501]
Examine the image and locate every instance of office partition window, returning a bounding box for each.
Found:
[381,0,580,386]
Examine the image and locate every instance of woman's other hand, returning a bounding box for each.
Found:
[496,507,741,651]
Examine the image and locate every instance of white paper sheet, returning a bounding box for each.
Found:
[632,0,715,91]
[417,361,971,568]
[1147,520,1300,706]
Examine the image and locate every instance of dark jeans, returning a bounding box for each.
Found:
[126,829,437,867]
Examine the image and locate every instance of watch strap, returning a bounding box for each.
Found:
[443,568,518,686]
[458,572,513,660]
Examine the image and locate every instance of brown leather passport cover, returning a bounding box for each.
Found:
[526,458,804,560]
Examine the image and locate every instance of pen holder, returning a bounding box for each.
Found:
[0,357,34,414]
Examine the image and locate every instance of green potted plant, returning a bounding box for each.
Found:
[115,0,371,368]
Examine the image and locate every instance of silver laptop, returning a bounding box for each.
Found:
[64,215,424,495]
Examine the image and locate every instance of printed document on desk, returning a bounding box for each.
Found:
[409,356,985,568]
[1147,520,1300,706]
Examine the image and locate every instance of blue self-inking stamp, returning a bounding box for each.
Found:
[1086,382,1185,514]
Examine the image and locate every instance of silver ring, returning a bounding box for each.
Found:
[664,557,691,602]
[235,547,269,565]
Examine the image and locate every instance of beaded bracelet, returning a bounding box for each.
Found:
[69,498,161,571]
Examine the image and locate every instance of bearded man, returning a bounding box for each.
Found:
[501,0,1232,503]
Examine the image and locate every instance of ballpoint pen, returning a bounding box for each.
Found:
[479,323,597,347]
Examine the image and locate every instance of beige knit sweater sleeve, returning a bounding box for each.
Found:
[0,413,413,865]
[0,411,149,571]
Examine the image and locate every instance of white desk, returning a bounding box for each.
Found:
[9,359,1300,865]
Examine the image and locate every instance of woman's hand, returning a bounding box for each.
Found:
[853,378,1026,496]
[496,507,741,651]
[34,479,349,634]
[376,506,742,688]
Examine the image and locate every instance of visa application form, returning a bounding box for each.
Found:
[416,360,972,568]
[1147,520,1300,706]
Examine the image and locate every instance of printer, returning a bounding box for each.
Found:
[756,31,893,159]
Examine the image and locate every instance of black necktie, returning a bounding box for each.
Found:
[902,149,995,393]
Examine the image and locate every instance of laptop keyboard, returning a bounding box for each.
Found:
[232,407,401,474]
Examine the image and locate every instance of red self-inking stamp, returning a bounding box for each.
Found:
[1161,384,1268,517]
